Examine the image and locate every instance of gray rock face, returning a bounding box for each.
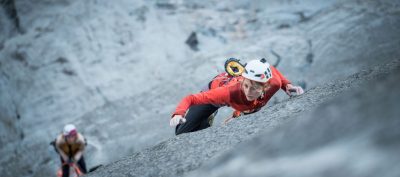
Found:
[0,0,399,176]
[187,63,400,177]
[87,60,399,177]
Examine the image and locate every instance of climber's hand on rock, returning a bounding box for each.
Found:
[285,84,304,96]
[170,115,186,127]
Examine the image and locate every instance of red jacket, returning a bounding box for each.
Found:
[172,66,291,117]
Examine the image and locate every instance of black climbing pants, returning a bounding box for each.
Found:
[175,104,219,135]
[60,156,87,177]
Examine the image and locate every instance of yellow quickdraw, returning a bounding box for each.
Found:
[224,58,245,77]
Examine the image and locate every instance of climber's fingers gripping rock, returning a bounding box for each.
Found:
[170,115,186,127]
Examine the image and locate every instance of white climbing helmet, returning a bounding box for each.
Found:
[63,124,77,136]
[242,58,273,83]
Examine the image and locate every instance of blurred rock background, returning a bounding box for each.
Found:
[0,0,399,176]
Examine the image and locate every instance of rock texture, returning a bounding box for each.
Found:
[0,0,399,176]
[87,60,399,177]
[187,63,400,177]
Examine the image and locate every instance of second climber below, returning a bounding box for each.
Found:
[170,58,304,135]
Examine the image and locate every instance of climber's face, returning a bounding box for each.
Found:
[66,134,77,144]
[242,78,264,101]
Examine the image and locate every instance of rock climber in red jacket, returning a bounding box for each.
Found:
[170,58,304,135]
